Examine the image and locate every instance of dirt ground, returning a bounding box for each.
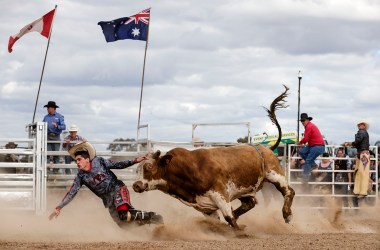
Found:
[0,189,379,250]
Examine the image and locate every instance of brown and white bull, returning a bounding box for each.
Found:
[133,86,295,229]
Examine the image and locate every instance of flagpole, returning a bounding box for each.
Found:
[136,9,150,148]
[32,5,58,123]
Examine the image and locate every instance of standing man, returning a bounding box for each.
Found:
[42,101,66,167]
[345,120,370,198]
[297,113,325,183]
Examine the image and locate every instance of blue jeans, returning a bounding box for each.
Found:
[299,145,325,180]
[47,134,61,164]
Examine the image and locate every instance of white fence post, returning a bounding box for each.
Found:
[28,122,47,215]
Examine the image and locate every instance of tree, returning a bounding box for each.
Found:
[107,138,137,151]
[237,136,250,143]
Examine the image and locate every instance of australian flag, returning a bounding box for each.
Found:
[98,8,150,42]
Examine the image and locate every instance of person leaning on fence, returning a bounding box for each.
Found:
[343,120,371,199]
[0,142,19,174]
[42,101,66,168]
[62,124,86,174]
[48,141,164,227]
[312,152,333,191]
[334,148,356,208]
[297,113,325,183]
[289,152,305,181]
[4,142,19,163]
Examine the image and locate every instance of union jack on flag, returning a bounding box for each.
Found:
[98,8,151,43]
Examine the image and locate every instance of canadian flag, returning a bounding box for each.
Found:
[8,9,55,53]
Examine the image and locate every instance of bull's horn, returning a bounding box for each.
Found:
[153,150,161,160]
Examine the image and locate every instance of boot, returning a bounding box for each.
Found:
[128,209,164,225]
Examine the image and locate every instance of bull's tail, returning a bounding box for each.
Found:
[262,84,289,151]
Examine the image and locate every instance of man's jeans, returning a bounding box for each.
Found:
[47,134,61,164]
[299,145,325,181]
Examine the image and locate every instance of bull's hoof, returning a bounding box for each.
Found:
[285,214,293,223]
[234,228,248,238]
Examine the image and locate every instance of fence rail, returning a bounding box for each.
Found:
[0,123,378,214]
[287,144,378,209]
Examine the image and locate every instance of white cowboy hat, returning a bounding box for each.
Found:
[68,141,96,161]
[357,120,370,130]
[68,124,79,132]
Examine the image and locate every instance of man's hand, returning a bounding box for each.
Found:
[133,156,147,164]
[48,207,61,220]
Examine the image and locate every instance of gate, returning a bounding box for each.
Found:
[0,122,47,214]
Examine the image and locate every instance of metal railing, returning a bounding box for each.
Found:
[288,144,378,209]
[2,122,378,214]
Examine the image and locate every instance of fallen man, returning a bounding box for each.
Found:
[49,141,163,227]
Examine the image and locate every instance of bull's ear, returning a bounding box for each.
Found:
[159,155,173,166]
[153,150,161,160]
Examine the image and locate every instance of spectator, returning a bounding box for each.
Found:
[334,148,356,208]
[62,124,86,174]
[4,142,19,163]
[290,152,305,182]
[344,120,370,198]
[297,113,325,183]
[311,152,333,207]
[0,142,19,174]
[313,152,333,184]
[42,101,66,172]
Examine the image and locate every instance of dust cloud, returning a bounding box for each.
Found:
[0,187,379,243]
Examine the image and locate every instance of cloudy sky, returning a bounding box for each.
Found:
[1,0,379,146]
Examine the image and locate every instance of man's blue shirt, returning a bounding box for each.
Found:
[43,112,66,134]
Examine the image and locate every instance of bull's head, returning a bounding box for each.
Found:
[132,150,173,193]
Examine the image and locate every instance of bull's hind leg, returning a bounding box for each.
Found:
[233,196,256,219]
[266,170,295,223]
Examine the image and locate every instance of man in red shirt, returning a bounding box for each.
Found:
[297,113,325,182]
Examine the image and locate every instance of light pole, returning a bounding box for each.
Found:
[297,70,302,143]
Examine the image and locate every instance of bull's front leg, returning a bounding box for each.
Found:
[208,191,242,230]
[224,215,240,229]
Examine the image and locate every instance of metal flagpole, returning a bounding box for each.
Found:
[32,5,58,123]
[297,70,302,143]
[136,10,151,149]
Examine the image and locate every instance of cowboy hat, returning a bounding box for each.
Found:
[68,124,79,132]
[357,120,370,130]
[300,113,313,121]
[43,101,59,108]
[68,141,96,161]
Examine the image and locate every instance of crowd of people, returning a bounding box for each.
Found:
[293,112,379,209]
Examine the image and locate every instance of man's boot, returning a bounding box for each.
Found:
[128,209,164,225]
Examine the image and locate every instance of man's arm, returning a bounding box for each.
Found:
[105,156,147,169]
[49,176,82,220]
